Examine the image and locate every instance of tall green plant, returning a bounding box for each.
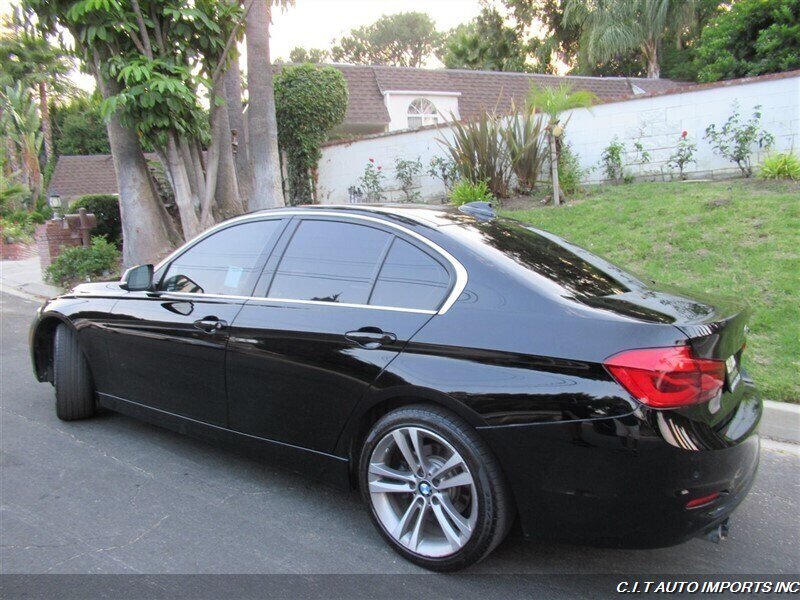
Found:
[0,82,43,202]
[274,64,348,204]
[0,171,30,214]
[504,102,546,193]
[528,83,595,205]
[704,103,774,177]
[439,109,512,199]
[564,0,696,79]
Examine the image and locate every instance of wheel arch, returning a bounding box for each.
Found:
[31,313,74,383]
[336,386,488,488]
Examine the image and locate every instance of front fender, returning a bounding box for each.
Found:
[29,304,73,382]
[29,295,118,387]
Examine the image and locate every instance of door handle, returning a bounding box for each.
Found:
[193,318,227,333]
[345,327,397,349]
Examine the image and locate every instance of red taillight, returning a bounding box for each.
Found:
[686,491,721,509]
[604,346,725,409]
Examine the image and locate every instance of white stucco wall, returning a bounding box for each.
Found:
[383,91,461,132]
[317,74,800,204]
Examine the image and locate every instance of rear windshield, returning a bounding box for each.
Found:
[449,218,640,299]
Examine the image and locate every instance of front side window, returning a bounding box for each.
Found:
[407,98,438,130]
[268,220,392,304]
[160,220,282,296]
[370,238,450,310]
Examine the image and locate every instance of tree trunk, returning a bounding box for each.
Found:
[164,134,203,240]
[246,0,284,209]
[223,55,252,209]
[98,81,176,266]
[213,97,245,220]
[549,129,560,206]
[645,42,660,79]
[38,81,54,164]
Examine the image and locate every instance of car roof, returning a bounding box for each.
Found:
[252,204,465,228]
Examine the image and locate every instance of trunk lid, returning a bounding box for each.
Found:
[580,285,749,361]
[585,286,754,432]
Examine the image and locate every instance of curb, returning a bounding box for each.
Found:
[761,400,800,445]
[0,283,49,303]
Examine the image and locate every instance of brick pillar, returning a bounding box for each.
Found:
[35,219,84,271]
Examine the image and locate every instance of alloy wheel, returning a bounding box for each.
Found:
[367,426,478,558]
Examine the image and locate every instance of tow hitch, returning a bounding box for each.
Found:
[704,518,730,544]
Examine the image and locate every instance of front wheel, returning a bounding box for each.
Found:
[53,324,96,421]
[359,405,513,571]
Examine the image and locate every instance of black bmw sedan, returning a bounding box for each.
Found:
[30,202,760,571]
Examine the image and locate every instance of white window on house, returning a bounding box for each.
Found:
[407,98,438,130]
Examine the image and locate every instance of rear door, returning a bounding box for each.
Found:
[105,218,286,426]
[226,216,454,453]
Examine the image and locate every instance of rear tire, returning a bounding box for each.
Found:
[359,404,513,572]
[53,324,95,421]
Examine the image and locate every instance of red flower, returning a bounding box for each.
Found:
[681,131,688,138]
[377,166,382,170]
[369,158,375,163]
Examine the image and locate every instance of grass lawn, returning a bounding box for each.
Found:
[503,179,800,403]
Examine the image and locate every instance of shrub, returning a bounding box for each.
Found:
[759,153,800,181]
[504,107,546,193]
[0,173,29,215]
[600,137,625,183]
[45,236,121,290]
[694,0,800,83]
[28,211,47,224]
[439,109,512,198]
[394,157,423,202]
[557,143,585,196]
[428,156,458,194]
[71,194,122,247]
[358,159,386,202]
[274,64,348,204]
[449,179,493,206]
[667,131,697,180]
[0,217,34,244]
[704,103,774,177]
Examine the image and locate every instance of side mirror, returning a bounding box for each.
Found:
[120,264,154,291]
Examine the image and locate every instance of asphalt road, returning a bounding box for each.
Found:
[1,291,798,590]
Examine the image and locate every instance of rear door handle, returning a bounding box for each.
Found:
[193,318,227,333]
[345,328,397,349]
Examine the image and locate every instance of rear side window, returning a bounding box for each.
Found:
[370,238,450,310]
[268,220,392,304]
[160,220,282,295]
[467,220,631,298]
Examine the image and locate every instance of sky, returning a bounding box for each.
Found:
[270,0,483,62]
[0,0,485,92]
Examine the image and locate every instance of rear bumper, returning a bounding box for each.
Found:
[478,386,761,549]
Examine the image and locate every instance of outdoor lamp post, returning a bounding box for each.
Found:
[48,193,62,220]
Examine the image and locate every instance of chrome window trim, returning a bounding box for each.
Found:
[158,291,436,315]
[154,210,468,315]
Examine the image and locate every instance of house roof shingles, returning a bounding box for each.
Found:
[274,63,689,126]
[47,154,120,201]
[307,64,690,124]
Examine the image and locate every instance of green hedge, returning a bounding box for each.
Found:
[71,194,122,247]
[45,236,121,290]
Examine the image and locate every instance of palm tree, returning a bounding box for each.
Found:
[0,13,72,164]
[0,82,43,201]
[246,0,293,209]
[565,0,695,79]
[528,83,595,205]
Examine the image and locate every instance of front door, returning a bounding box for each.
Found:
[226,216,454,453]
[104,218,287,425]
